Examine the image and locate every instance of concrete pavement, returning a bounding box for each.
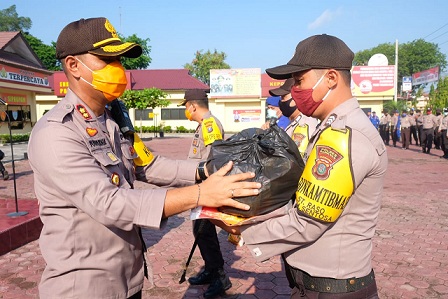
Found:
[0,136,447,298]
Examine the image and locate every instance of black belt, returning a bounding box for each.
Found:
[291,267,375,293]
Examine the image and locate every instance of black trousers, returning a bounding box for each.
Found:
[379,125,389,145]
[421,128,434,152]
[391,125,398,146]
[288,268,379,299]
[193,219,224,272]
[434,128,441,148]
[417,125,423,146]
[441,129,448,156]
[128,290,142,299]
[410,125,418,145]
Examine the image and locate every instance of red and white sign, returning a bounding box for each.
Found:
[351,66,395,97]
[412,66,439,86]
[0,64,50,88]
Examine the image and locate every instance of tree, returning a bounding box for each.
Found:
[120,34,152,70]
[184,49,230,85]
[429,76,448,110]
[353,39,447,95]
[120,88,170,134]
[0,5,31,31]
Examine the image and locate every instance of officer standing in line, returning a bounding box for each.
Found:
[263,96,291,130]
[409,109,418,146]
[434,108,443,150]
[439,108,448,159]
[390,110,399,147]
[269,77,319,156]
[379,110,391,145]
[421,107,438,154]
[27,17,260,299]
[217,34,388,298]
[179,89,232,298]
[370,111,380,131]
[400,110,411,150]
[416,109,423,146]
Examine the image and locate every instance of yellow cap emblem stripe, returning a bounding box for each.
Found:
[93,37,122,48]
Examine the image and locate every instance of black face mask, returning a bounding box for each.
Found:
[278,98,296,117]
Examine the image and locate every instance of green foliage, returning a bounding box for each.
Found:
[382,100,408,114]
[0,133,30,144]
[121,88,170,110]
[429,76,448,109]
[184,49,230,85]
[175,126,191,133]
[0,5,31,31]
[120,34,152,70]
[121,88,170,134]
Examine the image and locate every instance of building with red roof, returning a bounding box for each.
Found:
[0,31,53,135]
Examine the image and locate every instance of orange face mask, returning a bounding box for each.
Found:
[77,59,127,101]
[185,104,194,121]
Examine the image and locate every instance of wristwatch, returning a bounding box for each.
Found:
[197,161,208,181]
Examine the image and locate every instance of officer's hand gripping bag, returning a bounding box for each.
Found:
[206,123,305,217]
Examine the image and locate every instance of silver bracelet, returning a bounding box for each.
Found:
[196,184,201,207]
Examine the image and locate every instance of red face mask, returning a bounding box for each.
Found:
[291,73,331,117]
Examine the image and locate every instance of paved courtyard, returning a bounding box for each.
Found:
[0,135,447,298]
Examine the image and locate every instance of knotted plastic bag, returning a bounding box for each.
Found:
[206,123,304,217]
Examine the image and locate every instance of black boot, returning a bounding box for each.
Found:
[203,269,232,298]
[188,269,213,285]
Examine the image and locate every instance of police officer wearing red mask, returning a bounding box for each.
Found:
[217,34,388,298]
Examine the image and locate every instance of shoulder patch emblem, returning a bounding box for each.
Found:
[111,173,120,186]
[76,104,92,120]
[107,152,118,162]
[86,128,98,137]
[312,145,343,180]
[292,132,306,147]
[325,113,338,126]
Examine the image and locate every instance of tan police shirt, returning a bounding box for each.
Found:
[242,98,388,279]
[187,111,224,160]
[28,90,198,299]
[422,113,437,129]
[400,115,411,129]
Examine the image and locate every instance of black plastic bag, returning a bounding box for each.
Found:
[206,123,305,217]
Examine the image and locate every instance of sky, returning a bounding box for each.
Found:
[3,0,448,74]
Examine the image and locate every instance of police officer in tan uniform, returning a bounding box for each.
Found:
[179,89,232,298]
[269,78,319,156]
[27,17,260,299]
[439,109,448,159]
[409,109,418,146]
[379,111,391,145]
[400,110,411,150]
[217,34,388,298]
[416,109,423,146]
[434,108,443,150]
[421,107,438,154]
[390,110,399,147]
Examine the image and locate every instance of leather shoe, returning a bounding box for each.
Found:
[204,270,232,298]
[188,269,213,285]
